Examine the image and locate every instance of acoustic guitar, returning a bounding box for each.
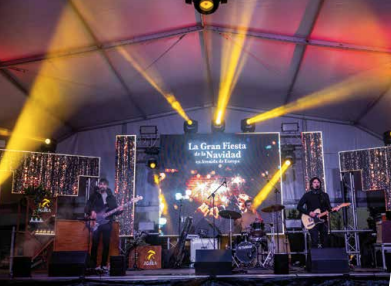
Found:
[301,202,351,230]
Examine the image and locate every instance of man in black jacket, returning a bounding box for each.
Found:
[85,178,123,271]
[297,177,336,248]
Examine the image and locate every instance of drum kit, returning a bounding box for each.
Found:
[219,204,285,268]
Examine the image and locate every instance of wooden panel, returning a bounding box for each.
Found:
[54,220,119,265]
[129,245,161,269]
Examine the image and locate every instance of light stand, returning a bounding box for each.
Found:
[274,186,280,254]
[207,179,226,249]
[129,232,142,271]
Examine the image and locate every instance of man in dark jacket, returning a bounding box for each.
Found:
[85,178,123,271]
[297,177,336,248]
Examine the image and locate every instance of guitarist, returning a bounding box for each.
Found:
[85,178,123,271]
[297,177,337,248]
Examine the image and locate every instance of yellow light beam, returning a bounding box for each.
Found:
[154,174,168,216]
[0,7,88,185]
[117,47,191,122]
[253,161,291,209]
[0,127,49,143]
[214,2,256,125]
[247,66,391,125]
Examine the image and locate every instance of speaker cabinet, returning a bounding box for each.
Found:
[110,256,126,276]
[386,253,391,273]
[195,250,232,275]
[12,257,31,277]
[274,254,289,274]
[49,251,89,277]
[308,248,349,273]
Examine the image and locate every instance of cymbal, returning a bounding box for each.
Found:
[219,210,242,220]
[261,204,285,213]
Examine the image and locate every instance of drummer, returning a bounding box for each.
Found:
[235,199,263,232]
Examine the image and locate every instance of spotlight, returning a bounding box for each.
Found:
[241,118,255,133]
[185,0,227,15]
[211,119,225,133]
[147,158,158,169]
[184,119,198,134]
[284,159,292,166]
[383,130,391,146]
[282,145,295,165]
[282,154,295,166]
[40,139,56,153]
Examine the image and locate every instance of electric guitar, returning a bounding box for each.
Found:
[301,203,351,230]
[88,195,143,232]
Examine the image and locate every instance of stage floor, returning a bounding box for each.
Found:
[1,267,390,285]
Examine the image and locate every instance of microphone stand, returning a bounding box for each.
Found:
[178,199,183,235]
[207,179,226,249]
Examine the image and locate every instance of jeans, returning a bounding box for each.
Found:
[90,222,112,267]
[309,222,328,248]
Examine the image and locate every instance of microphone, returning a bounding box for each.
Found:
[223,178,227,186]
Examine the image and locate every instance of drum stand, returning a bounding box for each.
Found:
[262,222,275,268]
[253,241,263,268]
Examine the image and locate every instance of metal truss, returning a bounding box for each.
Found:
[341,172,361,266]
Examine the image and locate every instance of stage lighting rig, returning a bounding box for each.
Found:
[281,122,299,133]
[211,119,225,133]
[185,0,227,15]
[184,119,198,134]
[241,118,255,133]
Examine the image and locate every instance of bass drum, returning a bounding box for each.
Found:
[235,241,256,264]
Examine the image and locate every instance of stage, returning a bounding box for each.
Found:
[1,268,390,286]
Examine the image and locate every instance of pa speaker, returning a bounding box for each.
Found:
[386,253,391,273]
[308,248,349,273]
[12,257,31,277]
[195,249,232,275]
[49,251,88,277]
[110,256,126,276]
[274,254,289,274]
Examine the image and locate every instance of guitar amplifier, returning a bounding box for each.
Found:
[190,238,217,263]
[285,220,302,229]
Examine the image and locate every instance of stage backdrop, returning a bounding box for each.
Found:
[0,149,100,196]
[158,133,282,235]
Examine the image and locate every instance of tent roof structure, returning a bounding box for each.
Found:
[1,0,390,140]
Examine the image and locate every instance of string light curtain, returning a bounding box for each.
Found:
[301,132,327,192]
[115,135,137,236]
[0,149,100,196]
[339,146,391,210]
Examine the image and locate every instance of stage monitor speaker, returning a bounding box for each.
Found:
[48,251,88,277]
[308,248,349,273]
[110,256,126,276]
[12,257,31,277]
[274,254,289,274]
[195,250,232,275]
